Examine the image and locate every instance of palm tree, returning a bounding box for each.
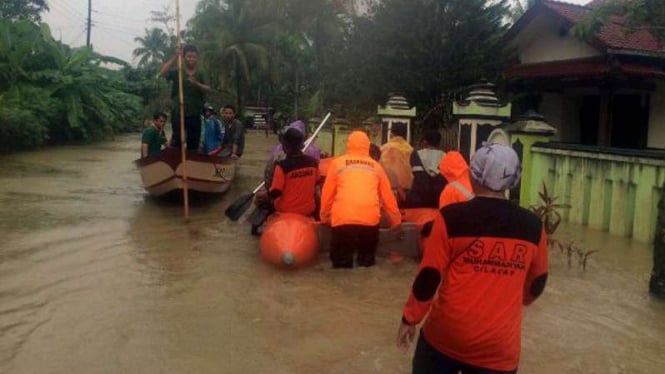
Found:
[189,0,276,112]
[132,28,168,69]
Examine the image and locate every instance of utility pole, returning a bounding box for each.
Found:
[86,0,92,47]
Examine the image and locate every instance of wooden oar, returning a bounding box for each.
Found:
[225,112,332,221]
[175,0,189,220]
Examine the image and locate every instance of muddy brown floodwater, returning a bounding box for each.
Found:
[1,131,664,373]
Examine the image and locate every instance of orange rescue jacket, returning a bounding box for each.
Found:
[438,151,474,208]
[320,131,401,228]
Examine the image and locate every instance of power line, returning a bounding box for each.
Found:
[49,3,83,24]
[52,0,85,18]
[93,23,141,38]
[94,26,138,47]
[92,9,148,24]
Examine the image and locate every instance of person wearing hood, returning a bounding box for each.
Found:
[320,131,401,268]
[403,131,447,208]
[381,123,413,158]
[438,151,474,208]
[397,143,548,374]
[268,120,321,162]
[380,123,414,204]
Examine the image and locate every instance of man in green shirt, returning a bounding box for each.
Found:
[159,44,211,151]
[141,112,168,158]
[221,105,245,159]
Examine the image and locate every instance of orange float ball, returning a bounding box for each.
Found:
[259,213,319,269]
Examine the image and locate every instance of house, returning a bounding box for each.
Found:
[504,0,665,149]
[503,0,665,243]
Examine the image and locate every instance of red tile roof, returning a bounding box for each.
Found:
[541,1,663,54]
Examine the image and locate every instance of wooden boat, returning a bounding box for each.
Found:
[134,147,236,197]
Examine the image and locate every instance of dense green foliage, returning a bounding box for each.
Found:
[0,20,142,152]
[162,0,512,124]
[0,0,521,151]
[0,0,48,22]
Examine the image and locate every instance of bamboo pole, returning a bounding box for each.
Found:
[175,0,189,220]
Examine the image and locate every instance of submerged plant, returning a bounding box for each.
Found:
[529,182,571,236]
[556,241,598,271]
[530,182,597,271]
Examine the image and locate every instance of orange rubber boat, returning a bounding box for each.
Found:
[259,156,441,268]
[259,208,440,269]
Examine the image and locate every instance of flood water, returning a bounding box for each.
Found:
[0,131,663,373]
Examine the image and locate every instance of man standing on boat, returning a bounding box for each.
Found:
[159,44,211,151]
[397,143,548,374]
[140,112,168,158]
[220,105,245,159]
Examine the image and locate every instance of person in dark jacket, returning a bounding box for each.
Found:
[403,131,447,208]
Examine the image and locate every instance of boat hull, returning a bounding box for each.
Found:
[134,148,236,197]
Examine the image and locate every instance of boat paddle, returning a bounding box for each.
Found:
[224,112,332,221]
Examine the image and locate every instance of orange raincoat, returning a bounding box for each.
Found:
[438,151,474,208]
[320,131,401,228]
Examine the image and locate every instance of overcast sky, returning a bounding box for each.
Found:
[43,0,591,66]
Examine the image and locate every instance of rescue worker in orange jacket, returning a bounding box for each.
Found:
[269,128,320,217]
[438,151,474,208]
[320,131,401,268]
[397,143,548,373]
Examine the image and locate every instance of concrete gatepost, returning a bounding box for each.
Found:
[453,80,511,162]
[377,93,416,144]
[505,110,557,208]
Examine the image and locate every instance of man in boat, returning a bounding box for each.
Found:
[267,128,320,217]
[220,105,245,159]
[140,112,168,158]
[320,131,401,268]
[200,104,224,155]
[159,44,211,151]
[438,151,474,208]
[265,120,321,186]
[380,123,414,205]
[403,131,447,208]
[397,143,548,374]
[250,121,322,235]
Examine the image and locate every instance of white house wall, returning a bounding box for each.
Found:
[517,13,601,64]
[649,82,665,149]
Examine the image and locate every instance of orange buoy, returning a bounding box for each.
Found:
[259,213,319,268]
